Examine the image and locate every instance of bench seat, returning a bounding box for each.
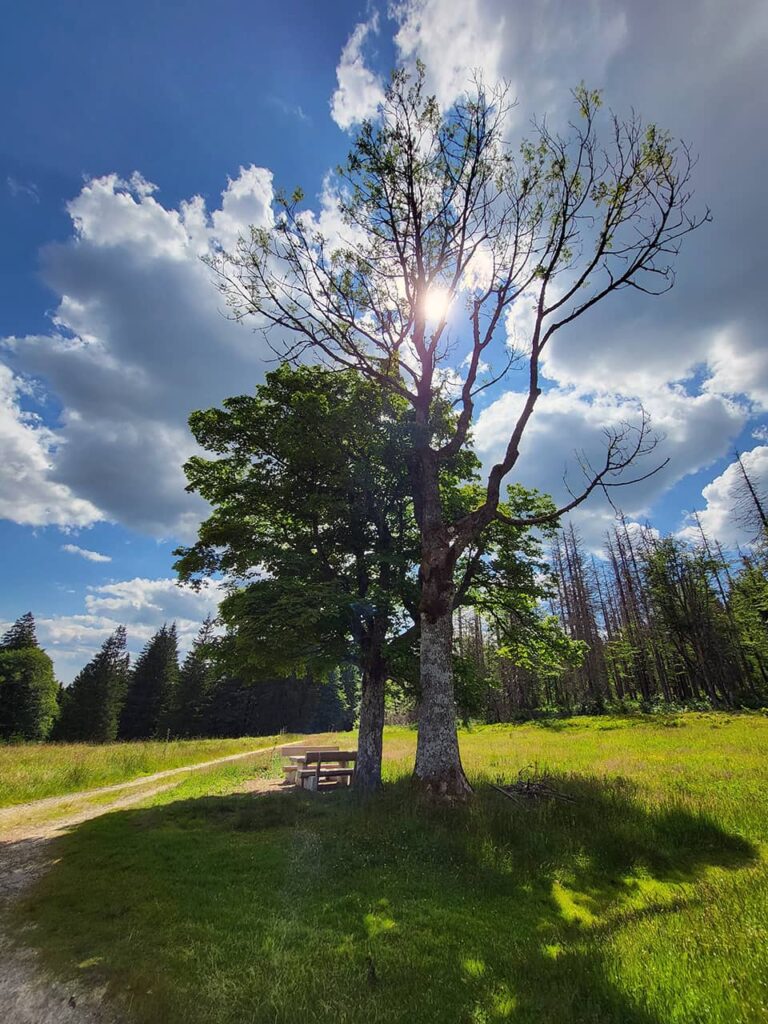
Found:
[298,752,357,790]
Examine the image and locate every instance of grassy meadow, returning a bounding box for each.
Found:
[0,734,293,807]
[7,713,768,1023]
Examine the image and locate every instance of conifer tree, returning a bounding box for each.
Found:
[725,555,768,689]
[55,627,129,742]
[1,612,38,650]
[119,623,179,740]
[307,669,355,732]
[0,612,58,739]
[205,672,317,736]
[165,618,216,737]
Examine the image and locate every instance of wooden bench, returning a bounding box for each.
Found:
[298,750,357,791]
[280,744,339,785]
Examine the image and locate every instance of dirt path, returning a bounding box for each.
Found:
[0,744,288,1023]
[0,741,285,830]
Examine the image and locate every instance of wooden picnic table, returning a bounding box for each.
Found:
[280,744,340,785]
[295,750,358,791]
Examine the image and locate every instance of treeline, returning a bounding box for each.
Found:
[3,524,767,744]
[456,521,768,719]
[6,448,768,745]
[0,615,356,743]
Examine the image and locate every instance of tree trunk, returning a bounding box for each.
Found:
[414,607,472,798]
[410,441,472,799]
[355,662,386,791]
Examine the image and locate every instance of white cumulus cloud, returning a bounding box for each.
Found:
[679,446,768,549]
[330,13,385,129]
[474,384,747,551]
[2,166,277,538]
[0,363,102,528]
[393,0,507,110]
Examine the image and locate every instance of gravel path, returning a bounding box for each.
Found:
[0,743,286,1023]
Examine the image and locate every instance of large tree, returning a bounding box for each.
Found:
[0,613,59,740]
[177,363,561,786]
[176,364,426,788]
[209,69,706,794]
[164,617,217,738]
[55,626,130,742]
[119,623,179,740]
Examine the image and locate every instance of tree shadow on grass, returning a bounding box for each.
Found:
[8,773,758,1024]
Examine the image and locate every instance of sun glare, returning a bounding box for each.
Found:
[422,286,453,323]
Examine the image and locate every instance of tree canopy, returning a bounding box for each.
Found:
[176,362,570,784]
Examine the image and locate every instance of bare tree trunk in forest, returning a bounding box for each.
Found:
[554,526,607,707]
[734,450,768,538]
[615,524,654,701]
[693,511,754,695]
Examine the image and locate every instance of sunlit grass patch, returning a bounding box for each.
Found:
[0,734,295,807]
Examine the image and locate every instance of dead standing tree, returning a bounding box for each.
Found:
[209,68,707,796]
[732,450,768,544]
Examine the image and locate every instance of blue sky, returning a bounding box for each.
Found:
[1,0,766,681]
[0,1,368,331]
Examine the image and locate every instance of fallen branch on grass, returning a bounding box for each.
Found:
[491,768,576,806]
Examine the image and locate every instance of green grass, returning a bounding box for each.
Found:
[0,734,294,807]
[9,714,768,1023]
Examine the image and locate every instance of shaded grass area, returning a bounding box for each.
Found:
[0,734,295,807]
[10,715,768,1023]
